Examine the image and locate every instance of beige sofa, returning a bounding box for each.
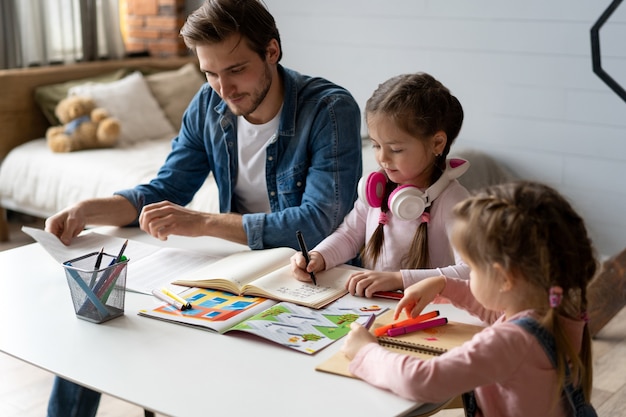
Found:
[0,56,219,241]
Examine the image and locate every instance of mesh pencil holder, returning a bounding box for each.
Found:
[63,252,129,323]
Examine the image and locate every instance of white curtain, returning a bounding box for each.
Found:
[1,0,125,69]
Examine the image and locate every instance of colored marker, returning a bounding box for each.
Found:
[93,256,127,299]
[95,240,129,294]
[64,262,110,317]
[374,310,440,337]
[362,314,376,330]
[152,289,186,311]
[99,260,128,303]
[160,287,191,310]
[386,317,448,337]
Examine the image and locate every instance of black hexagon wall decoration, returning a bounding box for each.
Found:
[591,0,626,102]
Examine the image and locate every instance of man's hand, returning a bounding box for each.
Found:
[45,205,88,246]
[139,201,208,241]
[45,196,138,245]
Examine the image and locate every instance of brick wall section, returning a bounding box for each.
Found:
[124,0,188,57]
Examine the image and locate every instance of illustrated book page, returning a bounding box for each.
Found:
[171,247,357,309]
[316,309,484,378]
[226,296,388,354]
[138,288,388,353]
[138,288,276,334]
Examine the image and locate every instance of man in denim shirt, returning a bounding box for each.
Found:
[46,1,361,251]
[45,1,362,416]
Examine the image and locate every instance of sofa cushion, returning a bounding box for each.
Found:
[68,71,177,145]
[145,62,205,130]
[34,69,129,126]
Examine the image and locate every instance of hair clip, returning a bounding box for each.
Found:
[580,310,589,323]
[378,212,388,225]
[549,286,563,308]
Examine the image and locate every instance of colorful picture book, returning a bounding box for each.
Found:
[171,247,358,309]
[315,309,484,377]
[139,287,388,354]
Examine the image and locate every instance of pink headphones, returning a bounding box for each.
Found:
[357,158,470,221]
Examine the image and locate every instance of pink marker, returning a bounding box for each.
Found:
[386,317,448,337]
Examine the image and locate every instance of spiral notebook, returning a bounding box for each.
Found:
[316,309,484,378]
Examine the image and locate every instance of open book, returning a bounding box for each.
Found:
[171,247,356,309]
[138,287,388,354]
[316,309,484,377]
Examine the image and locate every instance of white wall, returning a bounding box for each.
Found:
[265,0,626,259]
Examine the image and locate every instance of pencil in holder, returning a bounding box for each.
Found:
[62,252,129,323]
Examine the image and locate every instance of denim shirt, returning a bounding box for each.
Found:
[116,65,362,250]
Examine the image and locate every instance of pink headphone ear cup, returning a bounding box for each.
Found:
[358,172,387,208]
[388,185,426,221]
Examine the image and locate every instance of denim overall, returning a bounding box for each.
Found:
[462,317,597,417]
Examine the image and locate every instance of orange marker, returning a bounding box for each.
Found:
[373,310,440,337]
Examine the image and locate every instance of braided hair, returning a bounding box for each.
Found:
[451,181,597,401]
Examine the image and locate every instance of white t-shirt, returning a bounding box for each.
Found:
[233,111,281,214]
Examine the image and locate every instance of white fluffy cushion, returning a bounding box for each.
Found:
[68,71,177,145]
[145,62,205,130]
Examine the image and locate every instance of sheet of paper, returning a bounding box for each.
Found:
[22,226,219,294]
[22,226,132,264]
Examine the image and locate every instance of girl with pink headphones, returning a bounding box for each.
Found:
[291,72,471,297]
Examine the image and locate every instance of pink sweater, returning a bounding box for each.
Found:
[313,179,470,285]
[349,278,585,417]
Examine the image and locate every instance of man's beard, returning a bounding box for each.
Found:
[228,62,272,117]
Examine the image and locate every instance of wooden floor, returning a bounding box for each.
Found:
[1,212,625,417]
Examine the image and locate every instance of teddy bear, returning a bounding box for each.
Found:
[46,95,121,153]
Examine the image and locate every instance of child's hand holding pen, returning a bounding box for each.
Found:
[294,230,320,285]
[289,248,326,283]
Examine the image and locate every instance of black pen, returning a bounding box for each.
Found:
[89,247,105,288]
[296,230,317,286]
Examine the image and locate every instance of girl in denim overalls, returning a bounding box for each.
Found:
[342,181,597,417]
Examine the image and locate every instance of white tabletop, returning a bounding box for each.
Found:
[0,227,482,417]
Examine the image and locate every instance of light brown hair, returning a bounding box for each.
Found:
[451,180,596,401]
[361,72,464,269]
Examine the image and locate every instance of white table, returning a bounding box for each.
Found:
[0,226,481,417]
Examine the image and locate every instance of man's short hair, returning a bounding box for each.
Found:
[180,0,282,62]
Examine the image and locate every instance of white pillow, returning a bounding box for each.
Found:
[68,71,176,145]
